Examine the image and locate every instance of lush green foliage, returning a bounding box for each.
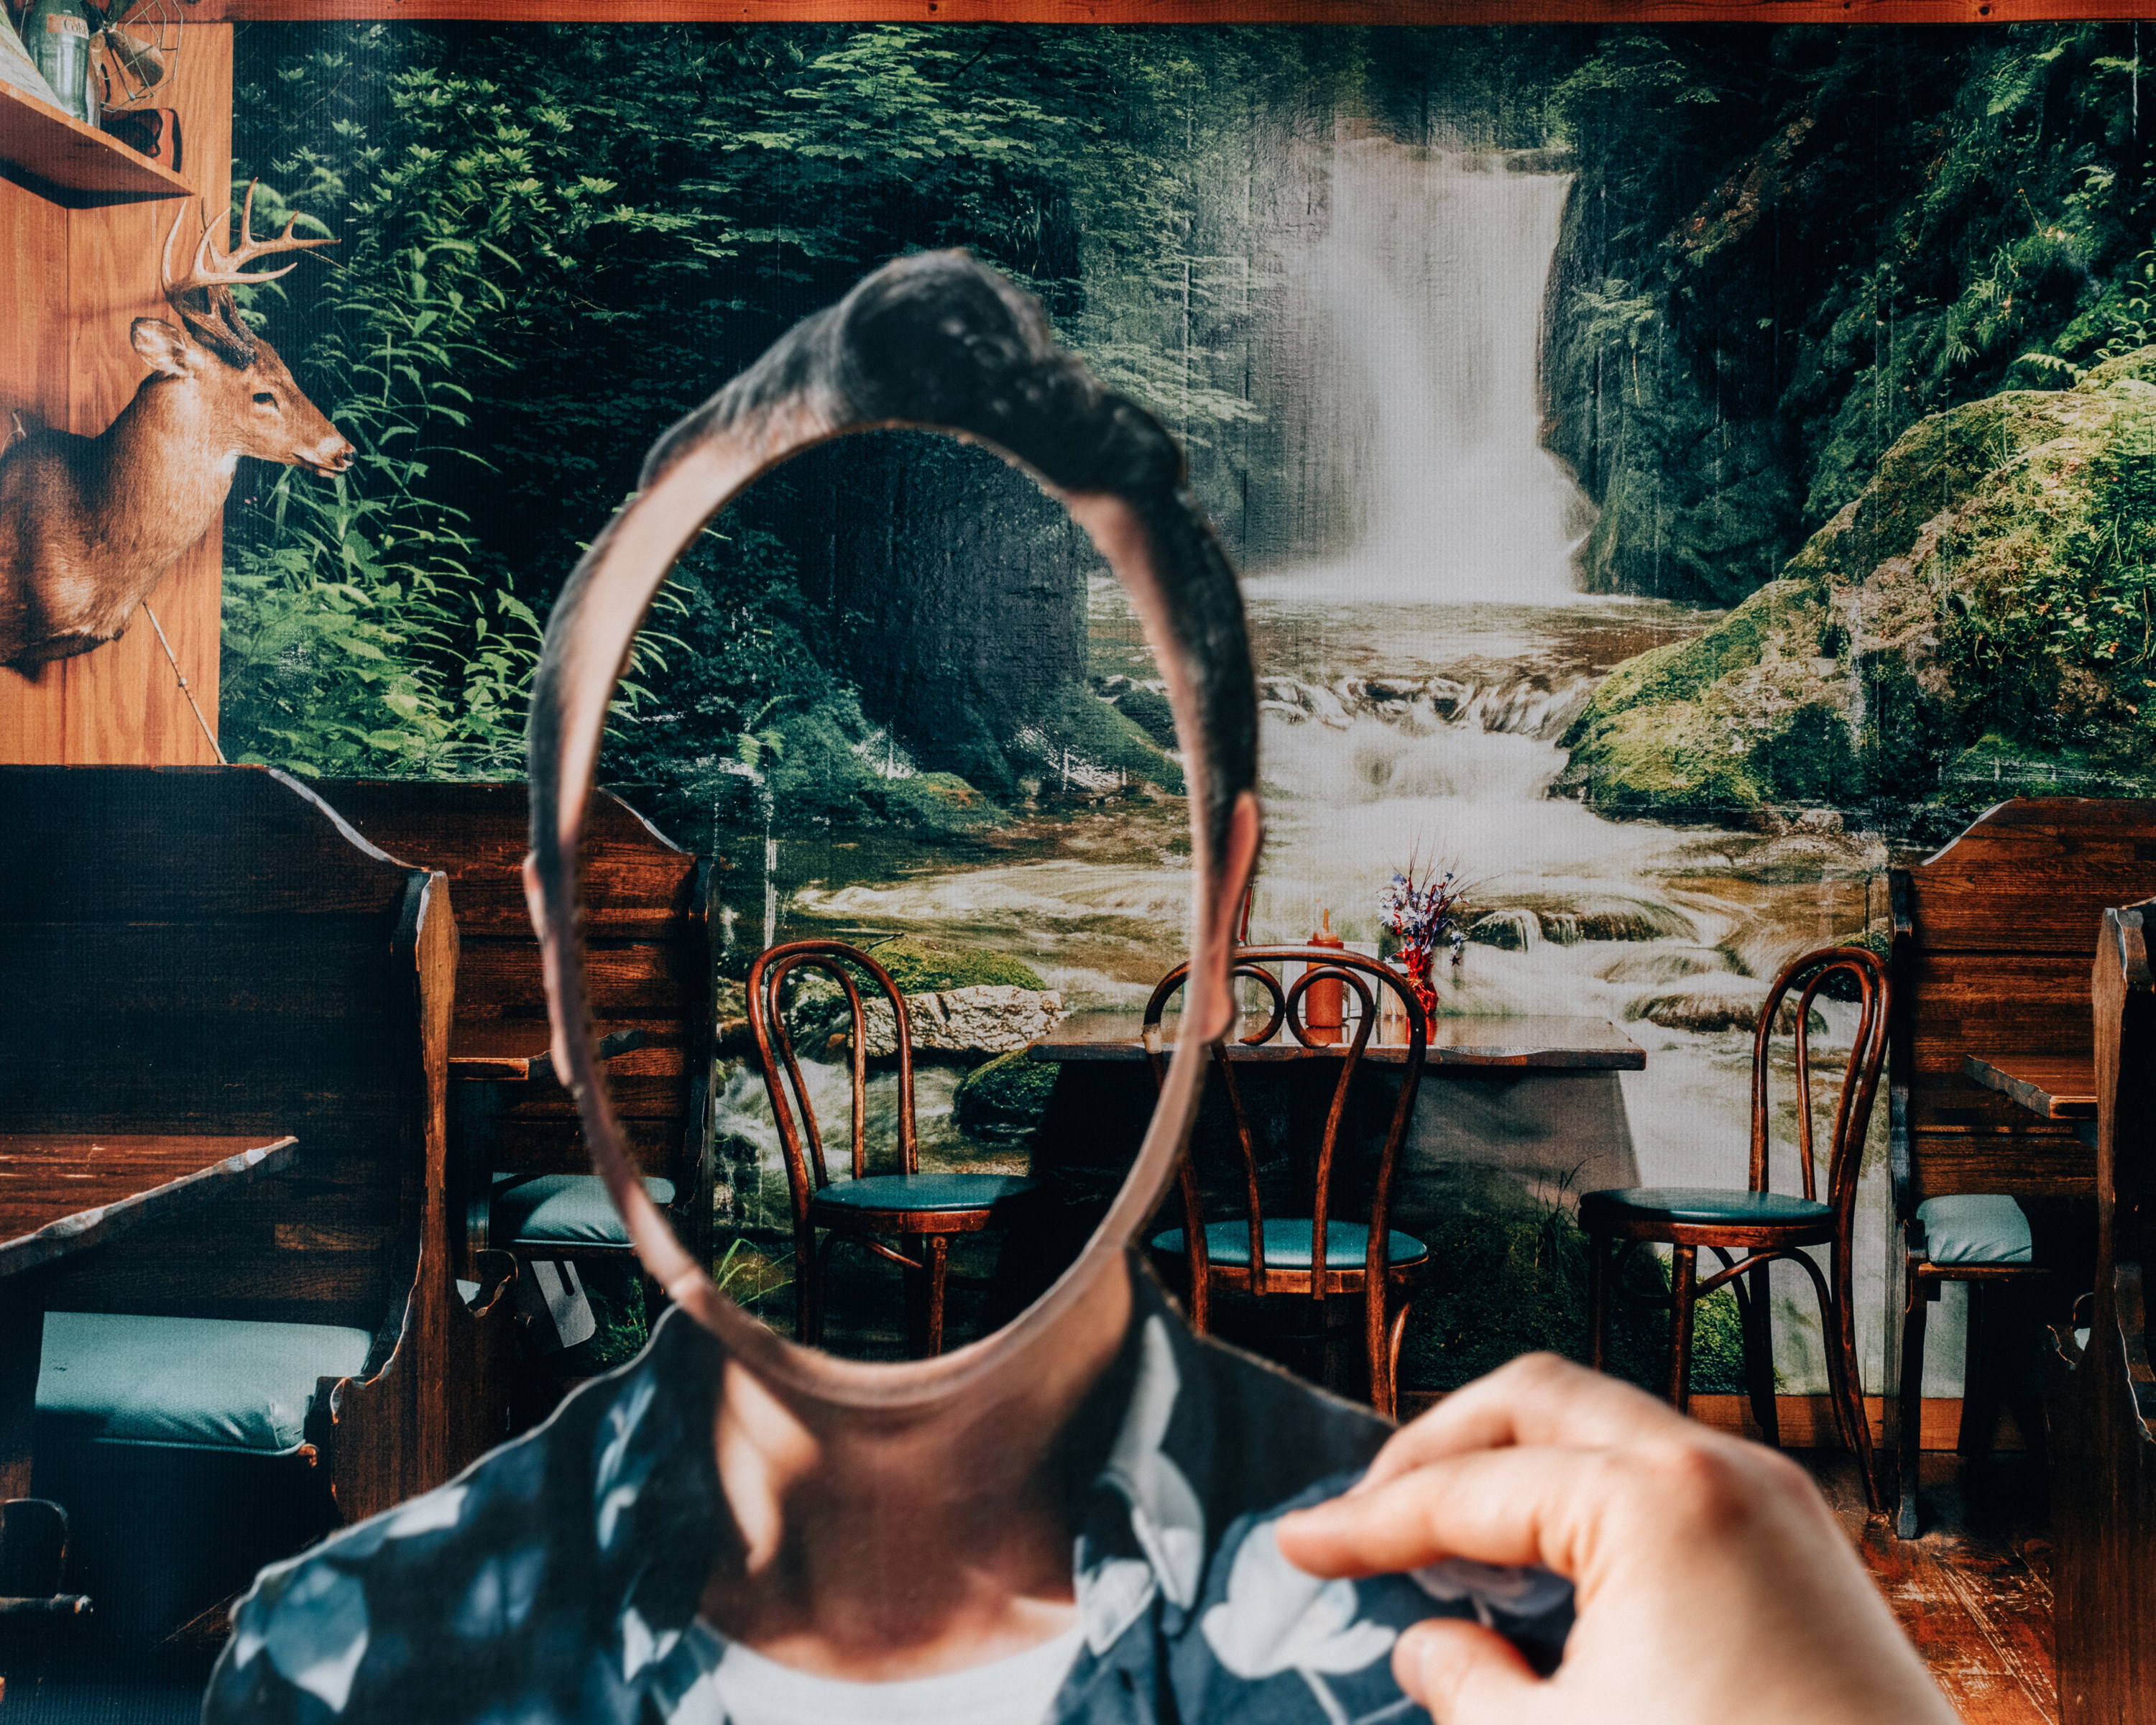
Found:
[1545,24,2156,605]
[1561,352,2156,818]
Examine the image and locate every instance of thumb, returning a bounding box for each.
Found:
[1393,1618,1543,1724]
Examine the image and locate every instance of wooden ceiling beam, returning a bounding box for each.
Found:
[180,1,2156,24]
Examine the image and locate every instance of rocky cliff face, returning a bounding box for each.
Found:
[1540,27,2152,607]
[1559,350,2156,821]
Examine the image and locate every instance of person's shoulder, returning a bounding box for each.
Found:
[203,1306,727,1721]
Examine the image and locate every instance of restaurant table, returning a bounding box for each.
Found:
[0,1133,297,1614]
[1031,1011,1647,1070]
[1031,1013,1648,1226]
[1965,1052,2099,1123]
[448,1024,645,1085]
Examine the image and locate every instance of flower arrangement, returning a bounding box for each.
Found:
[1377,860,1470,1026]
[1377,862,1470,973]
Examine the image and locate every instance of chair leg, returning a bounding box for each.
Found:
[922,1236,950,1358]
[1897,1269,1928,1539]
[1958,1279,2001,1463]
[1818,1269,1879,1514]
[1738,1259,1779,1448]
[808,1232,840,1352]
[793,1225,818,1346]
[1667,1245,1697,1414]
[1384,1298,1414,1424]
[1587,1232,1611,1374]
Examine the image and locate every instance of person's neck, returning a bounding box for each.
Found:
[699,1256,1134,1681]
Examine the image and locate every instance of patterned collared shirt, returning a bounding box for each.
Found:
[204,1268,1571,1724]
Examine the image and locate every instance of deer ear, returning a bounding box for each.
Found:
[131,318,201,378]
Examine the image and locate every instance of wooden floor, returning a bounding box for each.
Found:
[1805,1449,2058,1725]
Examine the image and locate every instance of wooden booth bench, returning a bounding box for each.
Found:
[1888,796,2156,1536]
[303,781,718,1309]
[2049,894,2156,1724]
[0,766,517,1640]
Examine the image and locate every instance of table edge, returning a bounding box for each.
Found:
[0,1135,300,1282]
[1962,1053,2098,1121]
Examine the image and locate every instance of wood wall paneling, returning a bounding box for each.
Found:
[0,24,231,765]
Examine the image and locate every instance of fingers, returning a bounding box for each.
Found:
[1353,1354,1687,1494]
[1393,1618,1542,1725]
[1279,1443,1604,1581]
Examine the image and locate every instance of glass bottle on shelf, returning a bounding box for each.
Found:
[22,0,91,121]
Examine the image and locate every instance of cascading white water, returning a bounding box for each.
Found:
[1277,141,1591,601]
[752,125,1907,1391]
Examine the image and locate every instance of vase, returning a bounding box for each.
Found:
[1400,947,1438,1034]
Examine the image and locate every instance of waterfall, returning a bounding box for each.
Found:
[1272,140,1591,602]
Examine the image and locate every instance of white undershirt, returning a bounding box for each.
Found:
[673,1619,1087,1725]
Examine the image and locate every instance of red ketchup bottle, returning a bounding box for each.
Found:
[1305,908,1345,1045]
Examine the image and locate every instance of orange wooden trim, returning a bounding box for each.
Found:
[182,1,2156,25]
[1394,1392,2030,1451]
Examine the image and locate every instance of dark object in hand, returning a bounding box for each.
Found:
[99,106,178,168]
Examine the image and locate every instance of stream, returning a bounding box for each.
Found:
[711,141,1927,1389]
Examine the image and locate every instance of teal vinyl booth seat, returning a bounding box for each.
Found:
[0,767,520,1642]
[1912,1195,2035,1268]
[489,1173,676,1249]
[29,1315,374,1644]
[36,1313,374,1456]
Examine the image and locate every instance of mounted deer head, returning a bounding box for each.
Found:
[0,184,354,669]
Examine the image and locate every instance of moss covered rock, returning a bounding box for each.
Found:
[1561,352,2156,818]
[1015,683,1184,796]
[954,1049,1062,1138]
[867,937,1045,994]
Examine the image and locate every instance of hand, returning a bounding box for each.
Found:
[1274,1354,1955,1725]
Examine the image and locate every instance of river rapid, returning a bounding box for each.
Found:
[729,579,1894,1386]
[713,141,1920,1386]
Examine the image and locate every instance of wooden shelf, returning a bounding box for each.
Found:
[0,80,190,208]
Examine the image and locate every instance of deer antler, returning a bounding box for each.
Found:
[161,181,339,367]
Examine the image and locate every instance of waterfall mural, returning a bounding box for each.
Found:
[1273,140,1591,602]
[729,127,1886,1393]
[213,23,2156,1399]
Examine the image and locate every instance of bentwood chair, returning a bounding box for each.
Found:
[747,939,1045,1356]
[1583,946,1887,1509]
[1143,945,1432,1417]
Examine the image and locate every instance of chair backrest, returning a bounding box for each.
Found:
[746,940,920,1228]
[1142,944,1428,1297]
[1889,797,2156,1212]
[1750,947,1889,1238]
[0,765,445,1335]
[305,778,717,1266]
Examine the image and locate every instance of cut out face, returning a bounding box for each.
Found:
[524,251,1261,1399]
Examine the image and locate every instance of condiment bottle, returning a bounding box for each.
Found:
[1304,908,1345,1045]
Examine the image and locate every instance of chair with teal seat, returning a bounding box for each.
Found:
[1583,945,1887,1510]
[303,781,719,1300]
[747,940,1047,1357]
[1141,945,1431,1418]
